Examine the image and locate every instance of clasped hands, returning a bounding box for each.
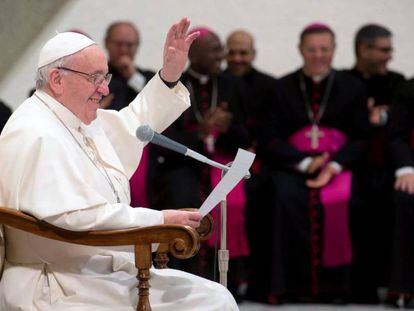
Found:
[395,173,414,195]
[368,97,388,126]
[305,152,340,189]
[198,104,233,139]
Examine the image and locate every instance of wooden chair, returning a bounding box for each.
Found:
[0,207,212,311]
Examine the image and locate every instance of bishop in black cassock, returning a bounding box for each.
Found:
[260,23,370,303]
[103,21,155,208]
[224,29,278,302]
[148,27,250,300]
[388,79,414,307]
[344,24,405,302]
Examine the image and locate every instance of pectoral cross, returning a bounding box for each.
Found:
[306,124,324,149]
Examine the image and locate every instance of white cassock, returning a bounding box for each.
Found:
[0,75,238,311]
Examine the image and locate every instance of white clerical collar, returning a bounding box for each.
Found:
[187,68,210,85]
[34,89,82,130]
[302,69,330,83]
[312,75,325,83]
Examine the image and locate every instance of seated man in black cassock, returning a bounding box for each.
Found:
[148,27,250,300]
[344,24,405,303]
[225,29,278,302]
[388,79,414,309]
[260,23,370,303]
[0,99,12,133]
[103,21,156,208]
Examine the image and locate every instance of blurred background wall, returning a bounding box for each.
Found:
[1,0,413,109]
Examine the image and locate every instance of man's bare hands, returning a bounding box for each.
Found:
[307,152,329,174]
[198,107,233,139]
[367,97,388,125]
[395,173,414,194]
[306,164,339,189]
[113,55,135,79]
[160,17,199,83]
[162,210,202,228]
[99,93,114,109]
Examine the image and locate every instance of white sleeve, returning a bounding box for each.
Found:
[396,166,414,178]
[97,74,190,178]
[296,157,312,173]
[328,161,343,173]
[44,204,164,231]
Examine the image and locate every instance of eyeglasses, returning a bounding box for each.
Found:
[57,67,112,86]
[369,45,393,54]
[302,46,334,55]
[109,40,138,49]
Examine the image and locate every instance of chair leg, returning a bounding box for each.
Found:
[135,244,152,311]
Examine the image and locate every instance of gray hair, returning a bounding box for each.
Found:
[35,54,73,90]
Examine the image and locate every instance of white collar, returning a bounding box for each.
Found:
[34,90,82,130]
[187,68,210,85]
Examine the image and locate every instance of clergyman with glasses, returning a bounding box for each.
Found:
[0,18,239,310]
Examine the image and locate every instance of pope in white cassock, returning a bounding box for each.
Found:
[0,18,238,310]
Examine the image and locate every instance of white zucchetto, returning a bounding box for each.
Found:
[37,32,96,69]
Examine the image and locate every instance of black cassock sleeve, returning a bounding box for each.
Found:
[260,79,310,171]
[388,80,414,169]
[330,74,370,169]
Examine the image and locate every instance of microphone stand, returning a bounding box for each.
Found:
[136,126,252,287]
[217,161,250,287]
[218,163,231,287]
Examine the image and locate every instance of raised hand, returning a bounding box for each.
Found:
[115,55,135,79]
[160,17,199,82]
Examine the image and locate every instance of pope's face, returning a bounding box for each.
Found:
[300,32,335,77]
[60,46,109,124]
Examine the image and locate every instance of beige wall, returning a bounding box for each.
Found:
[1,0,414,109]
[0,0,68,79]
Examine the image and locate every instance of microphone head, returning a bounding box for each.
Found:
[136,125,154,142]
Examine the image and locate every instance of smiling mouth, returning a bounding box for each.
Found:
[90,98,102,105]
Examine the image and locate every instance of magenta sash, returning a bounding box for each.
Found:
[129,146,149,207]
[206,153,250,259]
[288,125,353,267]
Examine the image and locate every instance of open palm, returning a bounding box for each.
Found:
[161,17,199,82]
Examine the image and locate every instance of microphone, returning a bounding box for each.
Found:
[136,125,250,178]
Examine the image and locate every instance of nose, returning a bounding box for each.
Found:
[97,81,110,96]
[232,53,243,63]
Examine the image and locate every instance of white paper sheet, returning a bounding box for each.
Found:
[199,148,256,216]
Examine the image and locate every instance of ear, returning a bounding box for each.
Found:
[298,43,305,57]
[358,43,370,58]
[48,68,64,95]
[104,37,110,50]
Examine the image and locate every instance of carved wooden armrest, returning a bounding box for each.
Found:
[154,212,213,269]
[0,207,200,311]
